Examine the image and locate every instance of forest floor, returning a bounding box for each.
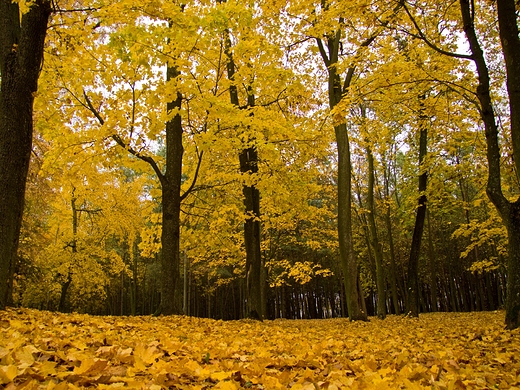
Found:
[0,308,518,389]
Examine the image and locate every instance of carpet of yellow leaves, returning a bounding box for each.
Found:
[0,309,518,389]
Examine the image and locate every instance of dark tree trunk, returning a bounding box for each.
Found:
[223,26,264,320]
[383,164,401,314]
[83,55,193,316]
[159,64,184,315]
[457,0,520,329]
[406,118,427,317]
[426,209,438,312]
[239,144,263,319]
[317,29,367,321]
[0,0,51,308]
[365,141,386,319]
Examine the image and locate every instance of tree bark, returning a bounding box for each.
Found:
[426,209,438,312]
[406,113,428,317]
[0,0,51,308]
[159,64,184,315]
[382,162,401,314]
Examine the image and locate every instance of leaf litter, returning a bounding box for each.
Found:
[0,308,518,389]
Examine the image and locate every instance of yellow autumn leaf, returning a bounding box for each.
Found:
[0,365,17,384]
[38,361,57,376]
[73,358,108,375]
[14,345,37,369]
[210,371,232,381]
[213,380,240,390]
[134,343,162,366]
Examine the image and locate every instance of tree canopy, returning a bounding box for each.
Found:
[1,0,519,328]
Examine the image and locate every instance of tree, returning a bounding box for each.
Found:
[0,0,52,308]
[41,2,204,315]
[221,13,264,320]
[406,97,428,317]
[402,0,520,328]
[309,1,404,320]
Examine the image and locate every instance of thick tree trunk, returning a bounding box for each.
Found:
[406,124,427,317]
[159,64,184,315]
[240,145,263,319]
[0,0,51,308]
[335,122,366,320]
[496,0,520,330]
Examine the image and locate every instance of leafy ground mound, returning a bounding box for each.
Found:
[0,309,518,389]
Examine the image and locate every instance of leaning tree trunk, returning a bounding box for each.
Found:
[457,0,520,329]
[0,0,51,308]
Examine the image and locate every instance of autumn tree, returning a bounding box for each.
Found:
[0,0,52,308]
[39,1,207,315]
[296,0,404,320]
[402,0,520,328]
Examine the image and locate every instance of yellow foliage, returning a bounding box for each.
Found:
[0,309,519,389]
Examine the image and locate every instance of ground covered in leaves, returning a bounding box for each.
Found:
[0,309,519,389]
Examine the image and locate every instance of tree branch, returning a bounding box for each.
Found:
[82,91,165,182]
[403,2,473,60]
[316,37,330,67]
[180,148,204,201]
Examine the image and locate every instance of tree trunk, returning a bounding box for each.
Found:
[458,0,520,329]
[317,28,367,321]
[365,141,386,319]
[0,0,51,309]
[383,163,401,314]
[158,64,184,315]
[406,115,428,317]
[131,238,140,316]
[224,30,264,320]
[426,209,438,312]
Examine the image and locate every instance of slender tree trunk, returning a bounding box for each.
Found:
[317,28,367,321]
[131,238,139,316]
[383,163,401,314]
[365,141,386,319]
[0,0,51,309]
[224,30,264,320]
[59,190,79,312]
[426,209,438,312]
[406,112,428,317]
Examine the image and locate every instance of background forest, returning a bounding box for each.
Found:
[1,0,518,323]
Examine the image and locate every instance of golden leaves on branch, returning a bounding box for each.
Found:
[1,309,519,389]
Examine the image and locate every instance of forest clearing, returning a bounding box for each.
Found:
[0,308,518,389]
